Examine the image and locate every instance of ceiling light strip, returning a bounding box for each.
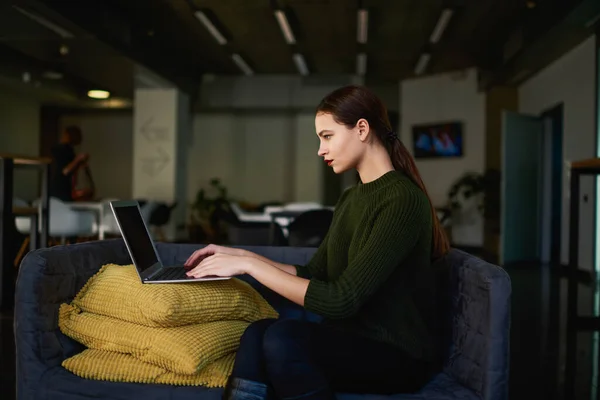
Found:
[274,10,296,44]
[293,54,309,76]
[13,5,74,38]
[356,53,367,75]
[357,9,369,44]
[429,8,453,43]
[231,54,254,76]
[194,11,227,45]
[414,53,431,75]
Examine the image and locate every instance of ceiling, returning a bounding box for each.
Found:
[0,0,596,105]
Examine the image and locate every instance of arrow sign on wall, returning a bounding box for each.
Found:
[141,147,170,177]
[141,117,169,142]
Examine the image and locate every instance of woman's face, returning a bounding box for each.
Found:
[315,112,366,174]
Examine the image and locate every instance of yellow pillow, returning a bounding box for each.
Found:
[71,264,278,327]
[59,303,247,375]
[63,349,235,387]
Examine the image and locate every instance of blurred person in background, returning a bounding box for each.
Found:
[50,125,94,202]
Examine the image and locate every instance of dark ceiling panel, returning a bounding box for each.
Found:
[0,0,587,103]
[364,0,442,80]
[288,0,358,74]
[191,0,297,74]
[105,0,234,74]
[0,3,134,99]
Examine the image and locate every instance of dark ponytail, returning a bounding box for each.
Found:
[317,85,450,260]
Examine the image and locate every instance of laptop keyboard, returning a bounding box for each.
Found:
[150,266,189,281]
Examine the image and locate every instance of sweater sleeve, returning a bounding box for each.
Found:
[303,190,428,319]
[294,231,329,279]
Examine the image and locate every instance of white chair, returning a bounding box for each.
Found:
[230,202,272,223]
[98,198,122,236]
[15,197,98,245]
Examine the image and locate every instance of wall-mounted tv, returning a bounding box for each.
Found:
[412,122,463,159]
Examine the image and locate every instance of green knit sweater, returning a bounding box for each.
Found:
[296,170,437,362]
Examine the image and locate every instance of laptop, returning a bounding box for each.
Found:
[109,200,230,284]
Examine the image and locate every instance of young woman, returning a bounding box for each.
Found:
[185,85,449,400]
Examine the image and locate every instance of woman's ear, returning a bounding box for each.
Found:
[356,118,370,142]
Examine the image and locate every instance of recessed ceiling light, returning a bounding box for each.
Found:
[274,10,296,45]
[43,71,63,80]
[414,53,431,75]
[356,53,367,75]
[357,9,368,44]
[194,10,227,45]
[59,44,69,56]
[430,9,453,43]
[87,90,110,99]
[293,54,309,76]
[231,54,254,76]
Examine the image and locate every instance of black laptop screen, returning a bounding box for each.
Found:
[113,205,159,273]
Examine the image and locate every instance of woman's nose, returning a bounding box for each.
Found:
[317,144,327,157]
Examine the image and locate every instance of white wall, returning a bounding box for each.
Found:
[294,113,323,202]
[60,113,133,200]
[519,34,597,270]
[400,68,486,246]
[0,87,40,201]
[187,75,357,205]
[188,112,322,205]
[198,74,363,110]
[59,110,323,208]
[58,75,387,208]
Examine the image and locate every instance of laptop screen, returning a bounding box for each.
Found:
[113,204,159,273]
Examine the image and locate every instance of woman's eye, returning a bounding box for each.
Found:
[323,135,332,139]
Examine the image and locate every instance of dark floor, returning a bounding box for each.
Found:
[1,263,599,400]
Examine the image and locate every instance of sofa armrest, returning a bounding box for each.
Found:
[14,239,131,400]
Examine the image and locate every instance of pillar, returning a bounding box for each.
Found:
[132,88,190,241]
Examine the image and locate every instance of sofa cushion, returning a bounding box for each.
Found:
[70,264,278,327]
[62,349,235,387]
[59,303,247,375]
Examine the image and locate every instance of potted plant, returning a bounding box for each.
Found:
[446,169,500,246]
[188,178,231,243]
[447,169,500,218]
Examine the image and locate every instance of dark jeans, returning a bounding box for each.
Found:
[231,318,434,400]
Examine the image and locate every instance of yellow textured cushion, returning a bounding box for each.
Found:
[59,303,247,375]
[71,264,278,327]
[63,349,235,387]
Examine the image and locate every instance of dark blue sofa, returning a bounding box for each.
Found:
[14,240,511,400]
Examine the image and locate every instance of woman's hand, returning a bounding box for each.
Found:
[186,251,310,307]
[184,244,248,268]
[185,253,254,279]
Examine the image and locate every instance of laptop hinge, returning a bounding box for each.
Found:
[144,263,164,280]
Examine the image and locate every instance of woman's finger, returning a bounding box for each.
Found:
[184,250,202,267]
[186,256,216,276]
[188,266,216,278]
[184,248,212,267]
